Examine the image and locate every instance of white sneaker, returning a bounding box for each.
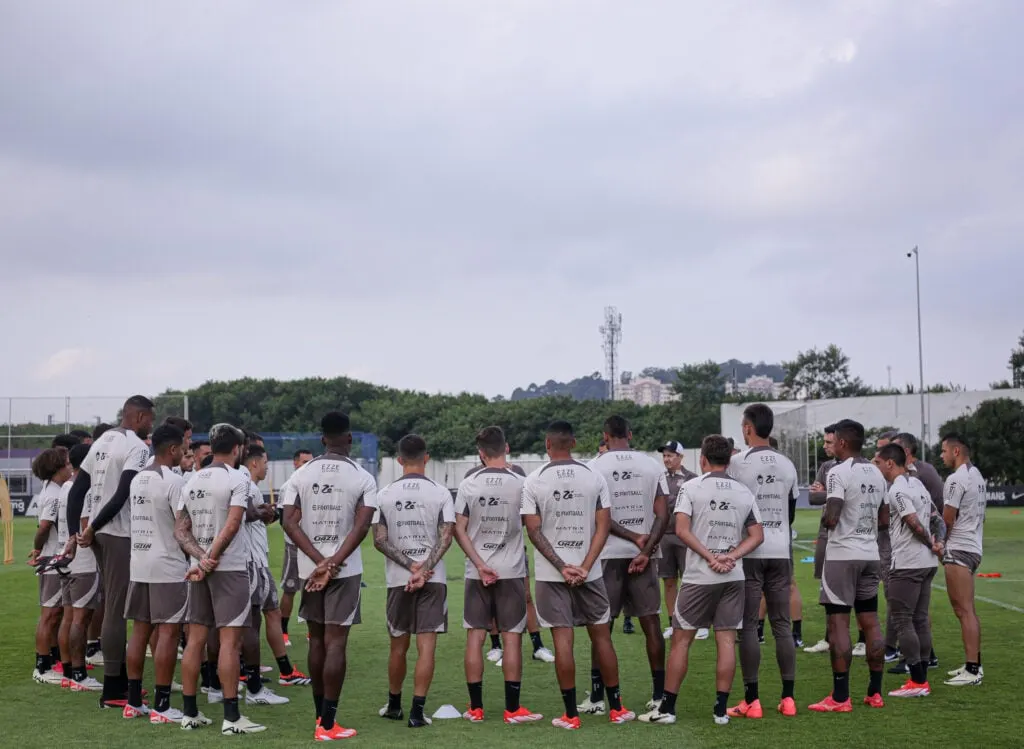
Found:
[714,714,730,725]
[86,650,104,666]
[532,647,556,663]
[151,707,185,724]
[486,648,503,663]
[259,665,272,673]
[32,669,63,686]
[645,698,660,711]
[70,676,103,692]
[695,628,710,640]
[181,712,213,730]
[638,707,675,724]
[245,686,290,706]
[804,639,830,653]
[177,646,184,661]
[577,694,606,715]
[947,664,982,678]
[495,656,503,668]
[944,669,983,686]
[222,716,267,735]
[207,688,224,704]
[662,627,673,640]
[852,643,867,657]
[146,646,154,658]
[171,681,183,693]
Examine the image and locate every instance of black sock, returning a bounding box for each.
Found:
[561,687,578,718]
[86,640,100,657]
[793,620,803,639]
[467,681,483,710]
[102,674,121,700]
[321,699,339,730]
[281,617,289,635]
[276,654,293,675]
[744,681,759,704]
[128,678,143,708]
[224,697,240,723]
[714,691,729,718]
[976,651,981,666]
[35,653,51,673]
[155,685,171,713]
[832,671,850,703]
[857,630,866,644]
[782,679,795,700]
[208,662,222,691]
[313,694,323,719]
[200,661,210,689]
[757,619,765,639]
[245,664,262,694]
[61,661,72,678]
[590,667,605,702]
[910,662,928,683]
[411,695,426,721]
[966,661,980,675]
[606,684,622,711]
[868,669,883,697]
[50,646,60,664]
[504,681,521,712]
[72,665,87,683]
[661,690,678,715]
[388,691,402,712]
[652,669,665,701]
[183,694,198,718]
[490,634,502,650]
[530,631,543,652]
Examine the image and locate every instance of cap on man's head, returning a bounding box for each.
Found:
[661,440,685,456]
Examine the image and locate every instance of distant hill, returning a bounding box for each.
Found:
[509,360,785,401]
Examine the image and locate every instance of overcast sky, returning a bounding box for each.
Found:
[1,0,1021,412]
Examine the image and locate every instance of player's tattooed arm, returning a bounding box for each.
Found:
[903,511,932,547]
[608,520,643,546]
[423,512,455,572]
[822,497,844,530]
[928,507,946,541]
[524,514,567,572]
[373,521,416,570]
[174,509,206,561]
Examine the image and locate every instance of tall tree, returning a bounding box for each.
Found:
[670,360,725,440]
[782,344,870,400]
[931,398,1024,484]
[1010,330,1024,389]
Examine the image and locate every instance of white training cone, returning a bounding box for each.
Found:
[432,704,462,720]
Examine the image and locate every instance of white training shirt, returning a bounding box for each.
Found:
[282,454,378,581]
[887,474,938,571]
[244,479,271,568]
[58,480,96,574]
[944,463,986,556]
[81,427,150,538]
[454,466,528,580]
[279,475,296,546]
[374,474,454,589]
[178,463,250,572]
[587,449,669,560]
[129,465,189,583]
[36,480,62,575]
[520,459,611,585]
[824,457,887,561]
[675,472,761,586]
[727,446,799,560]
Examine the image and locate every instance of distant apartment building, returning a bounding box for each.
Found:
[725,374,785,399]
[619,376,679,406]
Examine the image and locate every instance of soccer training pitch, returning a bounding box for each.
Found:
[1,509,1020,748]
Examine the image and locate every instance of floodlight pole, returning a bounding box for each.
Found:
[910,246,927,458]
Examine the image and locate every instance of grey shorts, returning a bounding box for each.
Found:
[386,583,447,637]
[281,544,300,594]
[463,578,527,633]
[534,579,611,628]
[188,570,251,629]
[674,581,744,630]
[943,549,981,574]
[603,558,661,618]
[125,581,189,624]
[814,524,828,580]
[658,534,687,579]
[61,572,102,610]
[819,559,881,609]
[39,574,63,608]
[743,557,793,597]
[299,575,362,627]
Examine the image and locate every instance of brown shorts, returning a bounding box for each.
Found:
[281,544,300,594]
[299,575,363,626]
[386,583,447,637]
[61,572,102,610]
[658,534,687,580]
[188,570,251,629]
[603,558,661,618]
[819,560,881,609]
[39,575,63,609]
[534,579,611,628]
[125,581,189,624]
[463,578,527,633]
[674,581,744,630]
[943,549,982,574]
[813,524,828,580]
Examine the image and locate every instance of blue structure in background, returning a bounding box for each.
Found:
[260,431,379,478]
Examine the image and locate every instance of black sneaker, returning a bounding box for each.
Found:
[793,636,805,648]
[928,654,939,669]
[884,647,901,663]
[758,634,766,645]
[379,705,404,720]
[622,617,635,635]
[408,715,432,728]
[888,659,909,675]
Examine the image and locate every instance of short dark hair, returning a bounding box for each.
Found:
[164,416,193,433]
[200,454,215,468]
[546,420,575,451]
[823,423,837,435]
[398,434,427,462]
[124,395,155,412]
[69,429,91,441]
[603,415,630,439]
[877,430,898,443]
[293,449,313,461]
[245,445,267,463]
[51,434,81,450]
[151,424,185,454]
[244,429,263,445]
[209,423,245,454]
[727,437,735,450]
[942,432,971,454]
[834,419,865,452]
[190,439,210,452]
[32,447,68,481]
[68,443,90,471]
[742,403,774,439]
[893,432,919,457]
[475,426,506,459]
[877,443,907,466]
[320,412,351,439]
[92,423,112,440]
[701,435,733,467]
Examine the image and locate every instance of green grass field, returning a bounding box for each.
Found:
[1,509,1021,748]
